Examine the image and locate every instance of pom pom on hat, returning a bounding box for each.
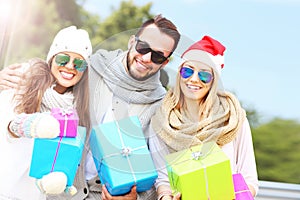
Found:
[181,35,226,74]
[46,26,92,63]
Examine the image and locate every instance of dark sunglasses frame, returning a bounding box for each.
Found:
[54,53,87,72]
[134,36,168,64]
[180,66,213,84]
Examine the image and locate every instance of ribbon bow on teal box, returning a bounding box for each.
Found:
[90,116,158,196]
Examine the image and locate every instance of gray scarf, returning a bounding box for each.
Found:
[90,49,166,104]
[90,49,166,130]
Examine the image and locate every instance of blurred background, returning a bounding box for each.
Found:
[0,0,299,184]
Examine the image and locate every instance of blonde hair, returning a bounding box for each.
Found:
[172,63,220,119]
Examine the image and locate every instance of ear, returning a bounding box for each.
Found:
[160,59,170,68]
[128,35,136,49]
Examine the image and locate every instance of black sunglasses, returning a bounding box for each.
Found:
[134,36,168,64]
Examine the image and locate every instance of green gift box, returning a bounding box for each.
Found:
[165,142,235,200]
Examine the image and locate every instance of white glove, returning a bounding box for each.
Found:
[8,112,60,138]
[36,172,77,195]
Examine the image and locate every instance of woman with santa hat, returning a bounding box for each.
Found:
[149,35,259,200]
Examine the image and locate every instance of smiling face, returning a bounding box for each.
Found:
[50,51,85,94]
[179,60,213,103]
[126,24,175,81]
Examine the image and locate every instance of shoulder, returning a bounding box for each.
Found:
[90,49,124,66]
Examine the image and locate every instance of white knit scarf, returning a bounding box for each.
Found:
[40,85,75,112]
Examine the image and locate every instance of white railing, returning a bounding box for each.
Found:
[256,180,300,199]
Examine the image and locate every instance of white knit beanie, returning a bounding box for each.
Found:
[46,26,92,63]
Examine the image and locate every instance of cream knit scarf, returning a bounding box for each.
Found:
[40,85,74,112]
[151,89,246,152]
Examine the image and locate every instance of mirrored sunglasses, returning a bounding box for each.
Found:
[54,53,87,72]
[180,66,213,84]
[135,36,168,64]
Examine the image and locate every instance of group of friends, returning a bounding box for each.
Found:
[0,14,258,200]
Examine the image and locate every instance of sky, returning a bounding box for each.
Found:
[83,0,300,122]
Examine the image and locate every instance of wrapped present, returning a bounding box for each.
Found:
[233,173,254,200]
[165,142,235,200]
[90,116,158,196]
[29,126,86,186]
[51,107,79,137]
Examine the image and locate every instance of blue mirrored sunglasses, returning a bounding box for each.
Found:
[180,66,213,84]
[55,53,87,72]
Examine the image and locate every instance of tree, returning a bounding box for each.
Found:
[2,0,62,66]
[252,118,300,183]
[92,0,153,51]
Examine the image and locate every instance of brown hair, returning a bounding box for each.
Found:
[14,57,91,132]
[14,58,54,114]
[135,14,180,57]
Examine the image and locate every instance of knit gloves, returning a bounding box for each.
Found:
[36,172,77,195]
[8,112,60,138]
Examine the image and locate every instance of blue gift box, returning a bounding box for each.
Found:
[29,126,86,186]
[90,116,158,196]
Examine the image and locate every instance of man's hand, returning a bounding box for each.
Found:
[0,63,23,90]
[102,185,137,200]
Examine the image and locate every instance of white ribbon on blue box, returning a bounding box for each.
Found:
[90,116,158,196]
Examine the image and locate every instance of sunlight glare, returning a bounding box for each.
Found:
[0,1,13,23]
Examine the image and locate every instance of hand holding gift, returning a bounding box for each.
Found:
[8,112,60,138]
[51,107,79,137]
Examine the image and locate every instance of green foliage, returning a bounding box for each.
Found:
[252,118,300,183]
[92,0,153,51]
[1,0,63,66]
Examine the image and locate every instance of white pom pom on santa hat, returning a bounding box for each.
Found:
[181,35,226,75]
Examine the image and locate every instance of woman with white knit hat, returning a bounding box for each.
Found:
[149,35,258,199]
[0,26,92,200]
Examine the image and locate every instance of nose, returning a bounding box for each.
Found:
[190,71,200,82]
[64,59,74,70]
[141,52,152,63]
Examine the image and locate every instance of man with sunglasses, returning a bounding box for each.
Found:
[85,14,180,200]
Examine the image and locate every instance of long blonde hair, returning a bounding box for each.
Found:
[172,63,221,120]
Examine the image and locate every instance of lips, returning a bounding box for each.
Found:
[186,84,201,90]
[60,71,75,80]
[135,58,149,72]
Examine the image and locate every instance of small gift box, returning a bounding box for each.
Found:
[233,173,254,200]
[90,116,158,196]
[29,126,86,186]
[51,107,79,137]
[165,142,235,200]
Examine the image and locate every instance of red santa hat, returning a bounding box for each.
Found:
[181,35,226,75]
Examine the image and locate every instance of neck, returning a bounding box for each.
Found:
[182,98,203,122]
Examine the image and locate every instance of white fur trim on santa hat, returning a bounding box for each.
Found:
[181,49,224,75]
[46,26,92,63]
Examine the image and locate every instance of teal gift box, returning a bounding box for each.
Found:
[29,126,86,186]
[90,116,158,196]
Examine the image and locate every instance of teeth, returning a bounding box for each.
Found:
[187,85,200,90]
[60,71,73,79]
